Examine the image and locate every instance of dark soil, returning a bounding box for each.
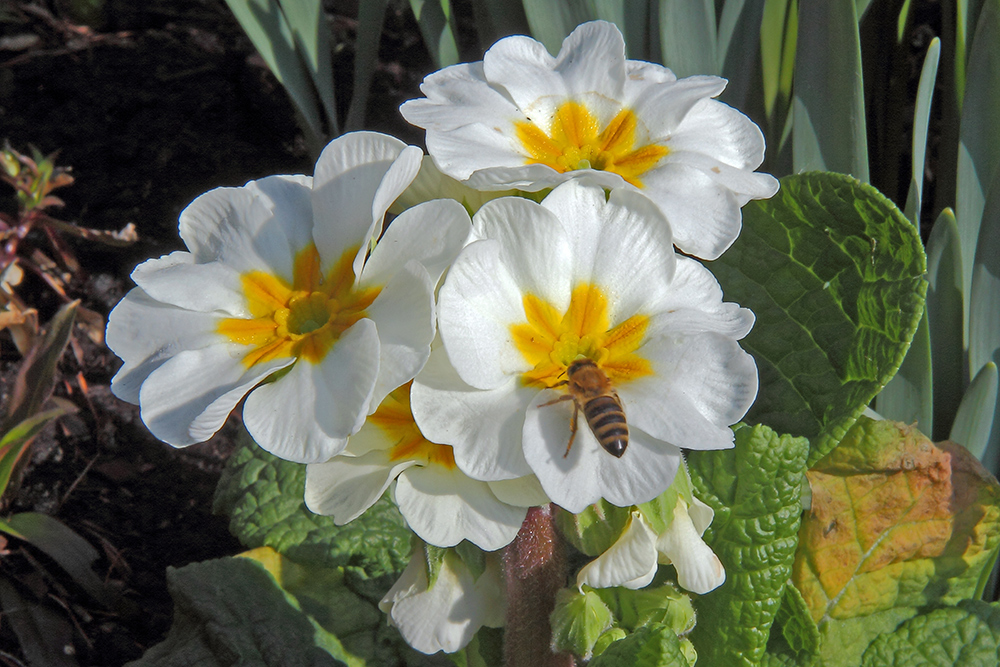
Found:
[0,1,434,664]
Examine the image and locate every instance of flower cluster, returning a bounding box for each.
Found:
[107,20,775,656]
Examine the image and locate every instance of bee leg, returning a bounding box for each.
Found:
[538,394,573,408]
[563,402,579,458]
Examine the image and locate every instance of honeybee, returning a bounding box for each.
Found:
[540,358,628,458]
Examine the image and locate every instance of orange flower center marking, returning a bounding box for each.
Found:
[371,383,457,469]
[509,283,652,389]
[514,101,669,188]
[217,244,381,368]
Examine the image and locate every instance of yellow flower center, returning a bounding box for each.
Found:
[370,383,457,469]
[218,244,381,367]
[509,283,652,388]
[514,101,669,188]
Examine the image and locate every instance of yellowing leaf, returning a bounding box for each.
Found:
[793,417,1000,624]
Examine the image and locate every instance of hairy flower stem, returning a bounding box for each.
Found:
[502,504,575,667]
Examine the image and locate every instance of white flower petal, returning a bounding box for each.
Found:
[339,409,399,457]
[130,252,246,316]
[411,345,533,480]
[482,34,565,121]
[304,450,416,523]
[553,21,628,100]
[656,499,726,594]
[619,333,757,450]
[541,182,676,321]
[688,495,715,535]
[381,551,504,654]
[402,62,521,132]
[576,511,658,590]
[365,261,435,411]
[623,60,677,89]
[667,99,769,171]
[137,344,291,447]
[463,162,576,191]
[639,154,773,260]
[437,196,578,389]
[630,76,728,136]
[436,240,533,390]
[107,288,229,404]
[487,475,550,508]
[178,174,315,280]
[472,197,573,307]
[668,151,779,203]
[362,198,472,287]
[242,319,380,462]
[311,132,421,276]
[395,466,525,550]
[486,22,627,125]
[639,256,755,340]
[522,390,681,512]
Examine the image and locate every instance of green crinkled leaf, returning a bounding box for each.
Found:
[687,423,811,667]
[713,172,927,465]
[588,622,691,667]
[238,547,451,667]
[770,580,820,659]
[761,653,805,667]
[213,431,411,577]
[861,600,1000,666]
[765,606,919,667]
[809,607,918,667]
[125,557,346,667]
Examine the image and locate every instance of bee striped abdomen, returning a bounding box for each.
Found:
[584,393,628,458]
[541,358,630,459]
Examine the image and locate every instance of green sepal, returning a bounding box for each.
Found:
[595,582,695,636]
[593,627,628,657]
[549,587,614,660]
[454,541,488,582]
[555,499,631,557]
[635,463,697,535]
[424,543,448,589]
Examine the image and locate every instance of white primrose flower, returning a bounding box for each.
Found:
[107,132,471,463]
[410,179,758,513]
[400,20,778,260]
[576,496,725,595]
[304,382,545,551]
[380,548,505,654]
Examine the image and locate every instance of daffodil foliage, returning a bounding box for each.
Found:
[108,19,1000,667]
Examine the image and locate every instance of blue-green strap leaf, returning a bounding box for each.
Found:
[951,362,998,465]
[658,0,718,77]
[791,0,868,182]
[926,209,965,440]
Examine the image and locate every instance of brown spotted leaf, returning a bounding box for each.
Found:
[793,417,1000,624]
